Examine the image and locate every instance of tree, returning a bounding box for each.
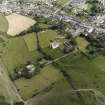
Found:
[32,23,42,51]
[0,96,10,105]
[86,0,104,16]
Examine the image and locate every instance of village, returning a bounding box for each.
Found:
[1,0,105,105]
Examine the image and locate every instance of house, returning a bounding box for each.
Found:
[88,28,94,33]
[25,64,36,74]
[49,40,60,49]
[17,64,36,79]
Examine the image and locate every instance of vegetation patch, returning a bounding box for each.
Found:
[76,36,89,52]
[53,52,105,104]
[23,33,37,51]
[1,36,41,74]
[39,30,58,48]
[30,79,82,105]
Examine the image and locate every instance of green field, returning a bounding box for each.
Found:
[1,33,42,74]
[30,78,81,105]
[23,33,37,51]
[39,30,58,48]
[76,36,89,52]
[0,14,8,32]
[15,65,64,100]
[52,52,105,104]
[39,30,65,59]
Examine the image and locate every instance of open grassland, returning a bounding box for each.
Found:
[6,13,36,36]
[1,33,42,74]
[15,65,64,100]
[0,14,8,32]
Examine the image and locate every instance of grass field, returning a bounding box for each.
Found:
[76,36,89,52]
[15,65,64,100]
[1,33,41,74]
[28,78,82,105]
[0,14,8,32]
[23,33,37,51]
[39,30,65,59]
[53,52,105,104]
[39,30,58,48]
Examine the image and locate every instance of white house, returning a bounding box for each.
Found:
[49,41,60,49]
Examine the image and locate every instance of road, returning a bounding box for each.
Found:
[45,52,74,66]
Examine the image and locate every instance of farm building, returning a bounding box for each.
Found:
[49,40,60,49]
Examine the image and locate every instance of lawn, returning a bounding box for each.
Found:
[1,34,42,74]
[15,65,64,100]
[0,14,8,32]
[23,33,37,51]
